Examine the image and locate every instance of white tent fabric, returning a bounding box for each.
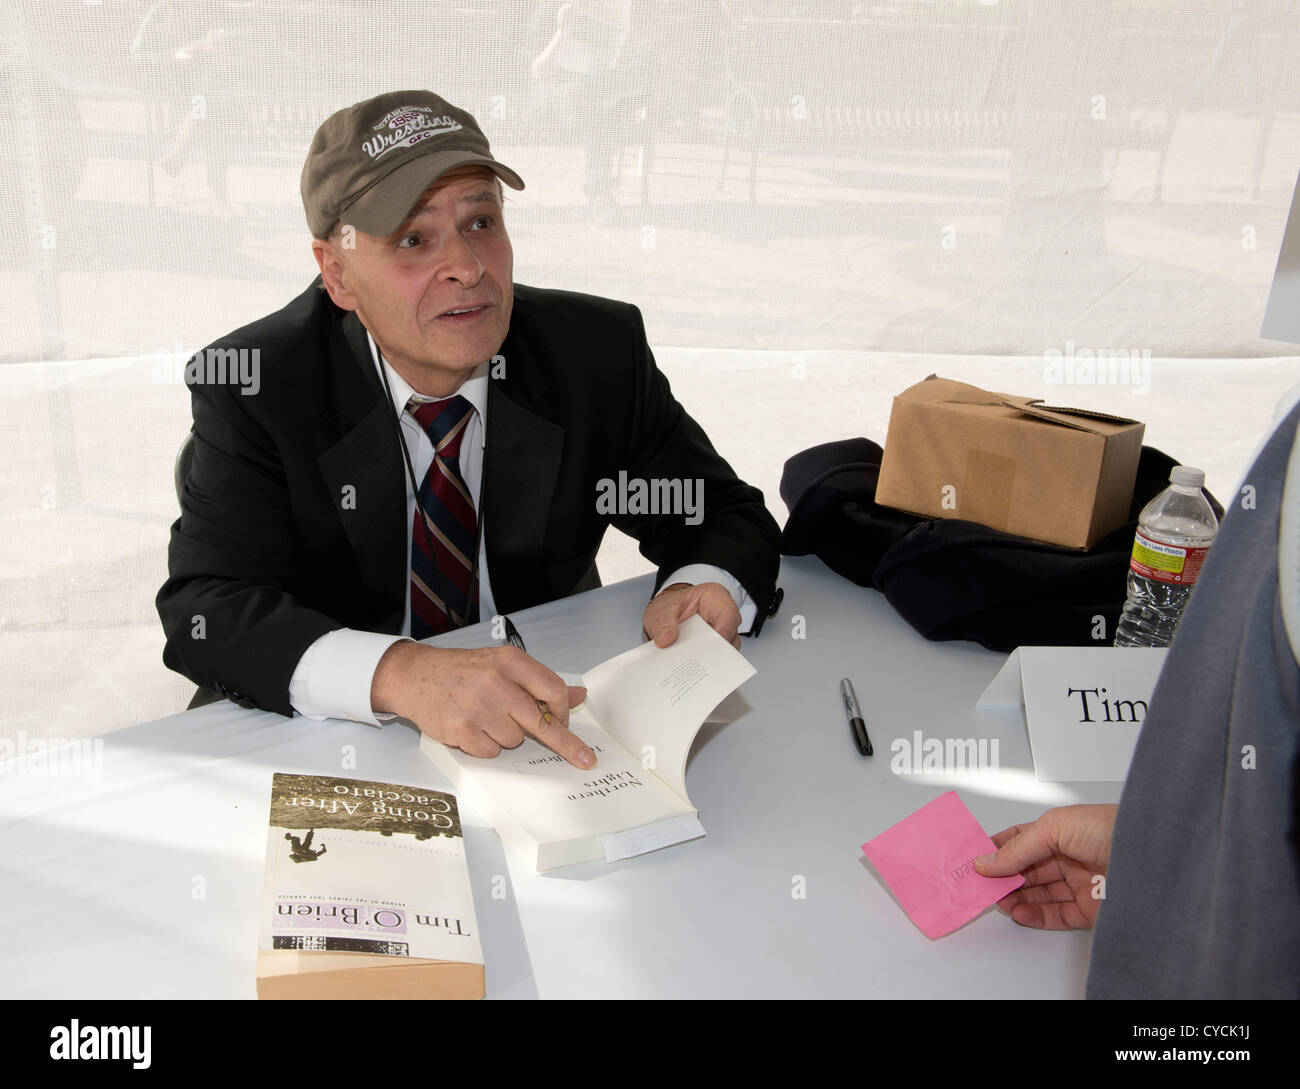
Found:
[2,1,1299,741]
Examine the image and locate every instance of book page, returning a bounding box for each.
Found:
[418,617,755,871]
[581,615,756,804]
[427,715,696,845]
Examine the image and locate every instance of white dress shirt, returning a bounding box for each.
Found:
[288,332,755,724]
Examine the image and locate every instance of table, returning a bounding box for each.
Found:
[0,555,1119,998]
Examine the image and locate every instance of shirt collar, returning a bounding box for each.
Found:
[366,330,489,445]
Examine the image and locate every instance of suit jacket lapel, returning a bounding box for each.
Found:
[483,328,565,614]
[317,311,407,629]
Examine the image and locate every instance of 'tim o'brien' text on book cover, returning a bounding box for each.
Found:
[256,773,484,999]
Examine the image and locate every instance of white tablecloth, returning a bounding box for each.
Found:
[0,555,1118,998]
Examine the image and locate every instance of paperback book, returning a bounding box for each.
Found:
[420,614,756,872]
[256,772,484,999]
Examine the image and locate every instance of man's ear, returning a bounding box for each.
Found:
[312,237,358,311]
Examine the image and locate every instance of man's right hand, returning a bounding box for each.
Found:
[370,641,595,769]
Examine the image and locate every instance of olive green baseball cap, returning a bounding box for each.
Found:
[301,90,524,239]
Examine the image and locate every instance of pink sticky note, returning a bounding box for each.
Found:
[861,791,1024,939]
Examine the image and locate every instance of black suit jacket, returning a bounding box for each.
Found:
[157,280,781,715]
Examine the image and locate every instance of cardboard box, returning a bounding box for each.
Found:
[875,376,1145,550]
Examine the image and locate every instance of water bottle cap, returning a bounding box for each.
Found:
[1170,465,1205,488]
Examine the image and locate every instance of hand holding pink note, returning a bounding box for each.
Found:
[861,791,1024,939]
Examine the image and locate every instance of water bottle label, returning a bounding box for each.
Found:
[1130,531,1210,585]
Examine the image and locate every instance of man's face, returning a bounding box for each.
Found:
[313,165,513,396]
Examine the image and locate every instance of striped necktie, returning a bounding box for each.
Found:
[407,395,478,639]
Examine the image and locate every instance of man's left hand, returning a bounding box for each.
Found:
[642,582,741,650]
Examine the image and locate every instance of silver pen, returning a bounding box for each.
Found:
[503,615,552,724]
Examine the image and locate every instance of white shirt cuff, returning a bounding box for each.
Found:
[660,564,759,634]
[289,629,409,726]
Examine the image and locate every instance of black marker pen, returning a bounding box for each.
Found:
[840,677,873,756]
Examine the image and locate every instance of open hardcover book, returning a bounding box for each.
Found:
[420,615,757,872]
[256,773,484,999]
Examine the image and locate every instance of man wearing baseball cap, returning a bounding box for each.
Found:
[158,90,780,768]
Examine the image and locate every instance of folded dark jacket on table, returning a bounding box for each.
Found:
[779,438,1224,653]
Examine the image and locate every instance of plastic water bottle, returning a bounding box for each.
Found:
[1113,465,1219,648]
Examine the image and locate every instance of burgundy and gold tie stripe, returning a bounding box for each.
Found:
[407,396,477,639]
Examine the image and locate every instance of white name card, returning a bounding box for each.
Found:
[1263,167,1300,345]
[977,646,1168,782]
